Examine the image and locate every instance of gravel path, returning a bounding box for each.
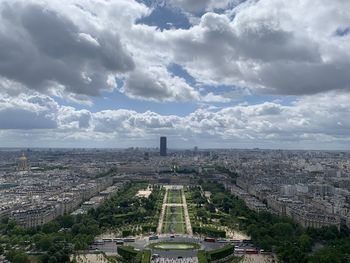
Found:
[157,189,169,234]
[181,188,193,235]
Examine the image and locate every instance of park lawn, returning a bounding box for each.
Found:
[175,207,184,222]
[162,221,185,233]
[167,189,182,204]
[162,206,186,234]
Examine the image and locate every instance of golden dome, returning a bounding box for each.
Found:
[19,153,27,161]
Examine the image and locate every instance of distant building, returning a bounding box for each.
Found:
[160,136,167,156]
[11,206,56,228]
[17,153,29,172]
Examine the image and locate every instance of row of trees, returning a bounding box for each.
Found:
[196,245,235,263]
[117,246,151,263]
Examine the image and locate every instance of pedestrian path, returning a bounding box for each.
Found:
[181,188,193,235]
[157,189,169,234]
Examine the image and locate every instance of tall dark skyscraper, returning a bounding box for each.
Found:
[160,136,167,156]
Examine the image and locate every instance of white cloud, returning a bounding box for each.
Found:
[88,92,350,149]
[2,91,350,149]
[161,0,350,95]
[4,92,350,148]
[58,107,92,130]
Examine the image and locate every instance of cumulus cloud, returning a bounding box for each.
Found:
[0,94,58,129]
[0,0,135,98]
[123,67,201,102]
[0,0,236,103]
[162,0,350,95]
[58,107,91,130]
[1,90,350,148]
[4,0,348,101]
[88,92,350,149]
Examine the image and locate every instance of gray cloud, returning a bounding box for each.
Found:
[0,94,58,129]
[166,0,242,13]
[0,108,57,129]
[0,1,134,97]
[124,70,177,101]
[122,64,218,102]
[251,61,350,95]
[169,0,211,13]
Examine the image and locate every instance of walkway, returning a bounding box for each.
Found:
[157,189,169,234]
[181,188,193,235]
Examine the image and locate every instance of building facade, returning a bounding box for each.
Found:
[160,136,167,156]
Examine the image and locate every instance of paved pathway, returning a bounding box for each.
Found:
[181,189,193,235]
[157,189,169,234]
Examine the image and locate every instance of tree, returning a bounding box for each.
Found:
[271,223,294,240]
[48,256,58,263]
[59,215,74,228]
[309,247,347,263]
[6,250,29,263]
[38,236,53,251]
[299,234,312,252]
[42,221,60,234]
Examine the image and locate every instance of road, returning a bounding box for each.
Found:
[91,235,225,253]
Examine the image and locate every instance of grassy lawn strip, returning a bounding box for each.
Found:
[167,190,183,204]
[149,242,200,250]
[163,206,186,234]
[163,221,185,233]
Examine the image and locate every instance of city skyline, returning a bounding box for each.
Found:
[1,147,350,262]
[1,0,350,150]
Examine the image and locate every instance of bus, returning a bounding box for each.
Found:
[217,239,230,243]
[93,240,104,245]
[245,248,258,254]
[204,237,216,243]
[124,238,135,242]
[115,239,124,245]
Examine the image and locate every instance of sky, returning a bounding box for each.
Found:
[0,0,350,149]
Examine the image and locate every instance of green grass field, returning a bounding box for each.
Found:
[162,206,186,234]
[166,189,183,204]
